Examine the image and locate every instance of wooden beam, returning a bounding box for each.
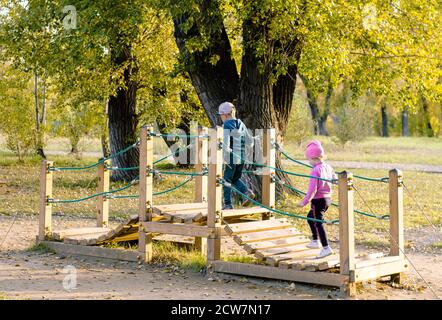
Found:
[354,255,400,269]
[96,159,110,228]
[207,126,223,261]
[40,241,140,262]
[389,169,404,258]
[351,260,409,283]
[338,171,355,275]
[212,261,347,287]
[262,128,276,220]
[39,160,53,241]
[138,126,154,262]
[140,222,214,237]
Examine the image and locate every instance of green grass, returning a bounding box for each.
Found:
[283,136,442,166]
[277,164,442,247]
[26,243,56,253]
[1,146,441,251]
[431,242,442,249]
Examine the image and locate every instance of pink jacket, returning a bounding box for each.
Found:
[302,162,337,206]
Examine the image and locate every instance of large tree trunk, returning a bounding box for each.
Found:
[299,74,330,136]
[108,45,139,181]
[401,108,409,137]
[171,0,302,198]
[172,3,239,127]
[381,104,389,137]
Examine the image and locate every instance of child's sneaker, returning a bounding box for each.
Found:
[316,246,334,258]
[306,240,320,249]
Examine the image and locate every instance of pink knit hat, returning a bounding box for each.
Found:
[305,140,324,159]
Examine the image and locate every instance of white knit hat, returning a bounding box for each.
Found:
[218,102,235,115]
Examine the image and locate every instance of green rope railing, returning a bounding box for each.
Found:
[48,141,139,172]
[219,178,339,225]
[274,177,389,220]
[153,170,207,177]
[48,178,139,204]
[153,177,194,196]
[149,132,209,139]
[274,143,389,183]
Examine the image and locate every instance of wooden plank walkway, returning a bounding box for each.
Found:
[224,218,384,271]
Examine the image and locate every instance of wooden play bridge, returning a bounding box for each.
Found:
[37,126,408,296]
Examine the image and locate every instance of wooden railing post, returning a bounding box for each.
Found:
[339,171,356,294]
[39,160,53,241]
[97,159,110,227]
[207,126,223,261]
[262,128,276,220]
[194,126,208,253]
[138,126,154,262]
[389,169,404,259]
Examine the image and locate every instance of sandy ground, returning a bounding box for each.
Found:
[0,216,441,300]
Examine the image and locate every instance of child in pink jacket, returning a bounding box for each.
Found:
[297,140,337,258]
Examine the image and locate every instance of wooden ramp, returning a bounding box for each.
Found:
[224,218,334,270]
[225,218,386,272]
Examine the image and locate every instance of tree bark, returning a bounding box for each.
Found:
[172,3,239,127]
[171,0,302,198]
[401,108,409,137]
[108,44,139,181]
[299,74,330,136]
[422,97,434,137]
[381,104,389,137]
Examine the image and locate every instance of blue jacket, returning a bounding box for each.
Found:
[223,118,253,165]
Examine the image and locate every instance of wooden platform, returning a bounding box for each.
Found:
[49,202,270,246]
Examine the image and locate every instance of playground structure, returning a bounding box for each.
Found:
[37,125,408,296]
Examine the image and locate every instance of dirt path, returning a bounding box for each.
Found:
[0,216,441,300]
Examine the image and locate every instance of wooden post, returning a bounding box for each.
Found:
[389,169,404,283]
[338,171,356,295]
[207,126,223,261]
[96,159,110,227]
[262,128,276,220]
[138,126,154,262]
[39,160,53,241]
[194,127,208,253]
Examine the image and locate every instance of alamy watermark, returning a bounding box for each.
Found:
[62,265,77,291]
[62,5,77,30]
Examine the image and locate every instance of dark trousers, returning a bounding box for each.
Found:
[223,163,247,207]
[307,198,331,247]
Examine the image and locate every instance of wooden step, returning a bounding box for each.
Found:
[222,207,270,218]
[225,218,291,236]
[279,254,340,271]
[254,243,312,259]
[153,202,207,214]
[233,228,303,245]
[266,249,320,266]
[63,230,111,246]
[243,236,309,253]
[52,227,112,241]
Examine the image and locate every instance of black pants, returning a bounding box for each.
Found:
[307,198,331,247]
